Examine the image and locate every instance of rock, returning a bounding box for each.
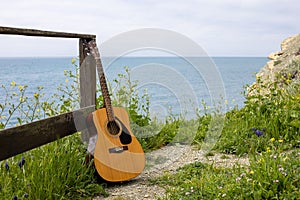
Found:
[248,33,300,97]
[281,35,298,52]
[268,51,282,60]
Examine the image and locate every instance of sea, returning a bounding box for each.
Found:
[0,57,268,123]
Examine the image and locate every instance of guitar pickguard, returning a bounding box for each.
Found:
[115,117,132,145]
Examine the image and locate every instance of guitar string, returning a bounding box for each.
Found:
[89,40,120,135]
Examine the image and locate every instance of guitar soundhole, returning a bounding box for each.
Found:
[107,120,120,135]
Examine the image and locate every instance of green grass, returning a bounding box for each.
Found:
[151,64,300,199]
[0,134,107,199]
[1,60,300,199]
[152,148,300,199]
[195,81,300,155]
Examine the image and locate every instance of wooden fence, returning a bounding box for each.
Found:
[0,26,97,161]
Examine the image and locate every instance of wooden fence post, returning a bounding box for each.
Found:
[79,38,96,108]
[79,38,96,143]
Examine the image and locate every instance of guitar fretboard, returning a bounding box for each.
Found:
[88,40,115,123]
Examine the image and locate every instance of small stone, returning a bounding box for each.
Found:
[144,194,150,198]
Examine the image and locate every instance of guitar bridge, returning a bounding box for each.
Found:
[109,146,128,153]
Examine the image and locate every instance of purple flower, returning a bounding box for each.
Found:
[5,161,10,171]
[252,128,265,136]
[18,157,25,169]
[23,193,29,198]
[255,130,263,136]
[13,195,18,200]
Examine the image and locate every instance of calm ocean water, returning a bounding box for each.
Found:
[0,57,268,120]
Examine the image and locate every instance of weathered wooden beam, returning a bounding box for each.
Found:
[0,106,94,161]
[79,39,96,108]
[79,38,97,143]
[0,26,96,39]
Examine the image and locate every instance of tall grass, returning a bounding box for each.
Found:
[1,134,106,199]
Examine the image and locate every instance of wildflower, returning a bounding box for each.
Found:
[34,93,39,98]
[278,139,283,143]
[11,81,16,86]
[255,130,263,136]
[18,157,25,169]
[270,138,275,142]
[65,79,69,83]
[190,186,194,193]
[18,85,23,91]
[222,193,226,198]
[71,57,76,64]
[266,147,271,153]
[236,177,241,182]
[249,170,254,175]
[273,179,279,183]
[258,158,264,163]
[278,167,284,171]
[13,195,18,200]
[251,128,264,136]
[282,172,287,176]
[240,173,246,177]
[185,192,190,195]
[5,161,9,171]
[23,193,29,198]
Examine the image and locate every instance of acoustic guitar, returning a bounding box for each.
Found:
[87,40,145,182]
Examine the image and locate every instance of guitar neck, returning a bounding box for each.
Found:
[89,40,115,122]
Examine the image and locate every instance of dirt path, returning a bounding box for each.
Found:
[93,144,249,200]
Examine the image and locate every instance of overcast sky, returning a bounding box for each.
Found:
[0,0,299,57]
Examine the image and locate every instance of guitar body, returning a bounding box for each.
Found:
[86,40,145,182]
[93,107,145,182]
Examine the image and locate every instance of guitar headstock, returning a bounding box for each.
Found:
[87,40,100,59]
